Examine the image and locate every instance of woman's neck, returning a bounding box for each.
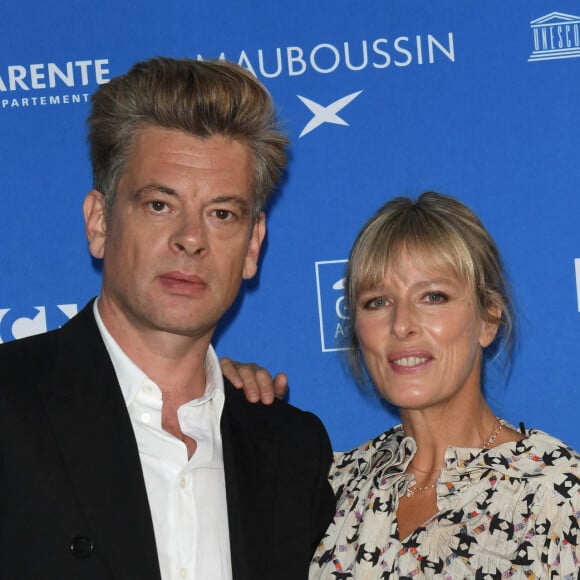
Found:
[400,399,498,470]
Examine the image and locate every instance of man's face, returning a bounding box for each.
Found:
[84,126,264,343]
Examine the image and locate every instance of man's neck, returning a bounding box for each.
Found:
[96,297,211,401]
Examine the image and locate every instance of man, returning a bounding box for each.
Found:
[0,57,334,580]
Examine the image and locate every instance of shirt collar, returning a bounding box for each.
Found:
[93,298,224,406]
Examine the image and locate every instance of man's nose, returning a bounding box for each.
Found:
[169,214,208,256]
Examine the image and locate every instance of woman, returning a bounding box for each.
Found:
[223,192,580,578]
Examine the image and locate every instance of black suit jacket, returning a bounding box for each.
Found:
[0,302,334,579]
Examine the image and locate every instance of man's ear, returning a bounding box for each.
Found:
[242,212,266,280]
[83,190,107,259]
[479,304,502,348]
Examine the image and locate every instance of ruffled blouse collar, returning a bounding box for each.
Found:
[359,422,558,505]
[438,423,561,504]
[363,426,415,496]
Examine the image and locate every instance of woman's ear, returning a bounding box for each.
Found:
[479,304,502,348]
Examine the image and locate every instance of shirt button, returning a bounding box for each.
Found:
[141,412,151,424]
[70,535,94,559]
[144,379,158,392]
[179,567,188,578]
[179,476,188,488]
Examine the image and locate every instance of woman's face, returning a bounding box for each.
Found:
[354,249,498,412]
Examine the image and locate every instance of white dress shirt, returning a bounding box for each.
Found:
[94,301,232,580]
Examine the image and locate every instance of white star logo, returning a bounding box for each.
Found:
[297,91,363,138]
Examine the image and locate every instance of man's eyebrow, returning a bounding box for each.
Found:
[129,184,178,201]
[210,195,251,215]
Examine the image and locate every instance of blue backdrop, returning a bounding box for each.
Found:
[1,1,579,451]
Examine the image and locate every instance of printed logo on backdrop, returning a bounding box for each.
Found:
[529,12,580,62]
[1,59,110,111]
[315,260,350,352]
[199,33,455,137]
[199,33,455,78]
[0,305,78,344]
[298,91,362,137]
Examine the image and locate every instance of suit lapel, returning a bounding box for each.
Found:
[221,381,279,580]
[41,302,162,579]
[43,304,282,579]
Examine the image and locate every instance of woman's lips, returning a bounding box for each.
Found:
[389,352,432,373]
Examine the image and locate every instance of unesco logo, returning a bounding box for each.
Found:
[315,260,350,352]
[0,304,78,344]
[529,12,580,62]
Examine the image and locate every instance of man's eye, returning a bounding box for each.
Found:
[148,201,169,213]
[214,209,234,220]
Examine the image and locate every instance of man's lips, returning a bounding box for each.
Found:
[158,271,207,295]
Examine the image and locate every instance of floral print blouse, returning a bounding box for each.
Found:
[310,422,580,579]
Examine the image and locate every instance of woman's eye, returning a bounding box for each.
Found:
[364,297,387,310]
[425,292,447,304]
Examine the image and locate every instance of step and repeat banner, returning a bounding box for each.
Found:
[1,1,579,450]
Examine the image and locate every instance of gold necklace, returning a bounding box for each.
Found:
[404,418,503,498]
[481,417,503,449]
[405,480,436,497]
